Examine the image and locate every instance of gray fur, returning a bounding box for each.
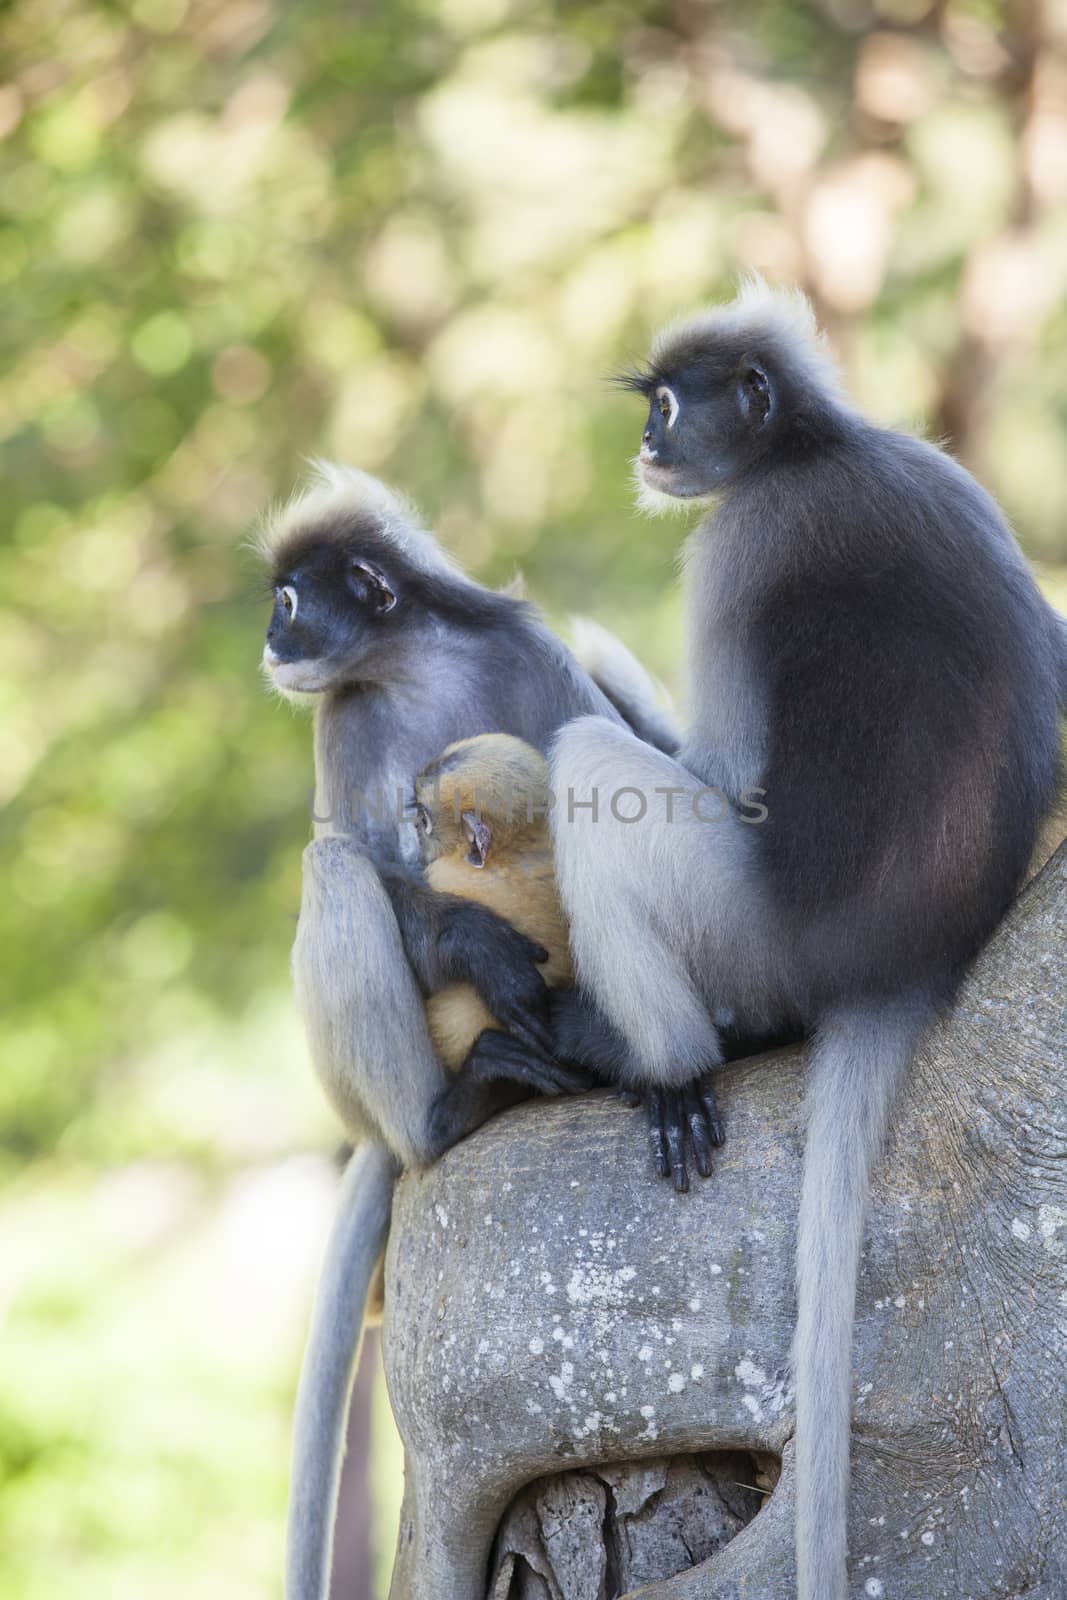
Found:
[562,283,1064,1600]
[293,838,449,1163]
[570,616,681,754]
[793,1001,926,1600]
[1052,604,1067,709]
[551,717,763,1084]
[263,465,675,1600]
[650,273,844,403]
[286,1141,396,1600]
[257,457,466,586]
[678,529,769,799]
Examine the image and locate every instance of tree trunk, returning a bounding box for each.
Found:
[382,839,1067,1599]
[329,1329,379,1600]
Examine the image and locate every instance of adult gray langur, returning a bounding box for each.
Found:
[539,283,1065,1600]
[257,462,686,1600]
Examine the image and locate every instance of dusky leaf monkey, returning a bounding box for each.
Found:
[528,282,1065,1600]
[414,733,579,1074]
[257,462,692,1600]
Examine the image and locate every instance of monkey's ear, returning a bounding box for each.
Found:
[461,810,492,869]
[351,560,397,614]
[736,357,772,429]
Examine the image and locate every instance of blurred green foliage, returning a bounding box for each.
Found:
[2,0,1065,1595]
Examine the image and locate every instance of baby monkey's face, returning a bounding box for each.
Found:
[414,734,551,871]
[414,776,488,868]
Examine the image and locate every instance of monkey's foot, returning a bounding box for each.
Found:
[645,1072,725,1193]
[466,1029,598,1098]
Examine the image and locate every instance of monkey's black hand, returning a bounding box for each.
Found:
[466,1029,597,1097]
[644,1072,725,1194]
[439,902,553,1055]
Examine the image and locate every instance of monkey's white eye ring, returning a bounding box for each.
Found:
[656,385,679,429]
[281,585,298,620]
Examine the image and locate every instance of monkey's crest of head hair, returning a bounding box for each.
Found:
[644,276,843,403]
[419,733,549,807]
[254,460,467,583]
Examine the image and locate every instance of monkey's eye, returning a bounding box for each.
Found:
[415,803,432,836]
[656,385,679,429]
[279,585,298,620]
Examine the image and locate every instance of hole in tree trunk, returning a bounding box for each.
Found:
[488,1447,781,1599]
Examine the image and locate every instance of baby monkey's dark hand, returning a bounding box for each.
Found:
[440,902,553,1055]
[643,1072,725,1193]
[466,1029,598,1097]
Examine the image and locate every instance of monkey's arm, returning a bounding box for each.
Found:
[465,988,627,1092]
[549,717,751,1190]
[295,839,512,1163]
[380,866,554,1056]
[462,1023,599,1100]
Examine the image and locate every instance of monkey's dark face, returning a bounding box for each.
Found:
[627,346,775,503]
[263,535,399,695]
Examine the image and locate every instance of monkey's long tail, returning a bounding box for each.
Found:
[793,1001,925,1600]
[286,1140,398,1600]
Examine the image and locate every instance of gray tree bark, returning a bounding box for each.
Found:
[381,838,1067,1600]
